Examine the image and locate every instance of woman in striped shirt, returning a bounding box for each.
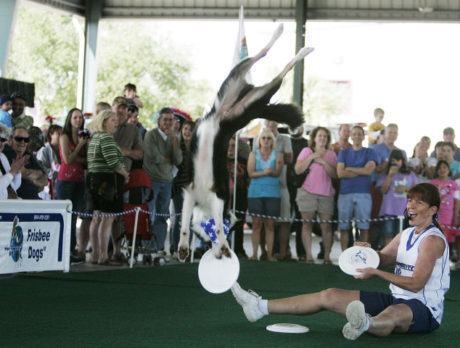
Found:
[86,110,129,265]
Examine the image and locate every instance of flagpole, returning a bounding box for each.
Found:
[231,5,248,251]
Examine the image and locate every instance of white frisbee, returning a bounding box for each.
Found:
[266,323,310,334]
[198,249,240,294]
[338,246,380,276]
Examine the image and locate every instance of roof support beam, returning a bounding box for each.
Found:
[81,0,102,113]
[293,0,306,108]
[0,0,19,77]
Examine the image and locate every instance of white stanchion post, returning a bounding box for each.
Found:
[351,218,356,241]
[190,232,196,263]
[231,130,239,250]
[129,207,141,269]
[398,215,404,232]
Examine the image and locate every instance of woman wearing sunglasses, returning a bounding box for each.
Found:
[247,128,283,261]
[2,126,44,199]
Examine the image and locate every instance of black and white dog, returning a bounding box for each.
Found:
[178,24,313,262]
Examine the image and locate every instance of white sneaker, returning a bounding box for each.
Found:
[231,282,265,322]
[342,300,370,340]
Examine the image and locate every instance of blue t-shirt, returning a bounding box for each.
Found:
[0,109,12,128]
[338,147,377,194]
[248,149,281,198]
[450,161,460,178]
[371,142,407,183]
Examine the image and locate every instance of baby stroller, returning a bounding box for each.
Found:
[121,169,158,265]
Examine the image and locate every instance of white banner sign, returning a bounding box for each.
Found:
[0,200,71,274]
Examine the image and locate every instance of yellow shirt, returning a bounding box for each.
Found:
[368,122,385,144]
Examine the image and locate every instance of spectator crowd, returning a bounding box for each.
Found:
[1,90,459,269]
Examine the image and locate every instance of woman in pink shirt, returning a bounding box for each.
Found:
[56,108,88,262]
[295,127,337,264]
[430,160,460,267]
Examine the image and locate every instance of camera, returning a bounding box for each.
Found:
[78,129,92,139]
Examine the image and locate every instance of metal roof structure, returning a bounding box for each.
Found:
[3,0,458,113]
[28,0,460,22]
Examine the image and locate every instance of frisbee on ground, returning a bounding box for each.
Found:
[198,249,240,294]
[338,246,380,276]
[266,323,310,334]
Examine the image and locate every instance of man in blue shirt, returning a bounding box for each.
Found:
[372,123,407,184]
[337,125,377,250]
[370,123,406,249]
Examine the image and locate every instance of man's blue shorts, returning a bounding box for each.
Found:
[360,291,440,333]
[338,193,372,230]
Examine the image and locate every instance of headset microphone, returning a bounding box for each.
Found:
[404,208,412,220]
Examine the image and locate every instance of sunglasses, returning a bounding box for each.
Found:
[162,118,173,122]
[0,137,7,143]
[261,136,272,140]
[14,136,30,143]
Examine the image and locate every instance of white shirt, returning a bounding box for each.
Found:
[390,225,450,324]
[0,153,21,199]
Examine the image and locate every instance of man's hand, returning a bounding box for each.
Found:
[163,124,175,137]
[10,155,29,175]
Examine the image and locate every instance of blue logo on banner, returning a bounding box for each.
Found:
[4,217,23,262]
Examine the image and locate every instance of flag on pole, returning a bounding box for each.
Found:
[230,6,250,250]
[233,6,250,80]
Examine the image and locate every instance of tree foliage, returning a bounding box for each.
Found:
[96,21,212,128]
[304,77,351,125]
[7,3,79,118]
[7,4,213,128]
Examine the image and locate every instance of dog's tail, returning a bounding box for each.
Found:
[259,103,304,130]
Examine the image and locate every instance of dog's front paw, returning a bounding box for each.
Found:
[221,244,231,258]
[212,242,231,259]
[178,244,189,263]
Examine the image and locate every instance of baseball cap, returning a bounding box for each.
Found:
[0,95,12,106]
[112,96,128,107]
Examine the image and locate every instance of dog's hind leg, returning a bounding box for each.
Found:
[226,46,314,121]
[215,24,285,119]
[230,23,284,80]
[252,23,284,62]
[178,188,195,262]
[276,46,314,80]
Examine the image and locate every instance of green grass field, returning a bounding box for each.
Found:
[1,262,458,347]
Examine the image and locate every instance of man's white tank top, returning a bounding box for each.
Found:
[389,225,450,324]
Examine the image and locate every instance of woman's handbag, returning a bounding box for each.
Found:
[291,168,309,189]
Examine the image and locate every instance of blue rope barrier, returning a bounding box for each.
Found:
[66,208,460,230]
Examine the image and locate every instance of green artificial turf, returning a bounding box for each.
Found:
[1,262,458,347]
